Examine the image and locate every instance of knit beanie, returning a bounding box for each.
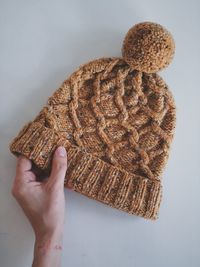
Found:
[10,22,176,220]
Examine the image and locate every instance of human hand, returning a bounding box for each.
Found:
[12,146,68,267]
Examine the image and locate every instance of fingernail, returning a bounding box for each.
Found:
[56,146,66,157]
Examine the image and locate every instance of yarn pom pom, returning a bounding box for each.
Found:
[122,22,175,73]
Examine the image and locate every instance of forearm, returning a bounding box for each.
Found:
[12,148,67,267]
[32,230,63,267]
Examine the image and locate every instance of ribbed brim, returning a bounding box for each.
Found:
[10,121,162,220]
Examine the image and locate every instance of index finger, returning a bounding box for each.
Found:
[16,155,32,176]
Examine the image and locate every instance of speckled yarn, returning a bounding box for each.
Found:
[10,22,176,220]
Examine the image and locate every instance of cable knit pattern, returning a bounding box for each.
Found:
[9,22,176,220]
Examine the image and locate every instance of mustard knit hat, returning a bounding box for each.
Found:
[10,22,176,220]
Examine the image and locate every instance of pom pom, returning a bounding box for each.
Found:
[122,22,175,73]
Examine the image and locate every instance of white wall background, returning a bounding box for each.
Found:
[0,0,199,266]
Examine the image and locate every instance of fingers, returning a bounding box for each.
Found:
[15,156,36,184]
[16,155,32,176]
[13,156,36,197]
[48,146,68,187]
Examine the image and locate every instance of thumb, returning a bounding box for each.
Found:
[48,146,68,187]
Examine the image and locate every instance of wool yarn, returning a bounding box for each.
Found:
[10,22,176,219]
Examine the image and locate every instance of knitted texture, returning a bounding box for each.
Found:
[10,22,176,220]
[122,22,175,73]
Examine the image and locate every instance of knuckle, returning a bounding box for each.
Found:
[51,183,61,193]
[54,160,67,172]
[11,183,24,199]
[11,185,19,198]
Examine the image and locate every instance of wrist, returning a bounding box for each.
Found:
[34,222,64,240]
[34,229,63,258]
[33,229,63,267]
[35,227,63,244]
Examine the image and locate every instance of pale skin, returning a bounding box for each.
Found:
[12,146,68,267]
